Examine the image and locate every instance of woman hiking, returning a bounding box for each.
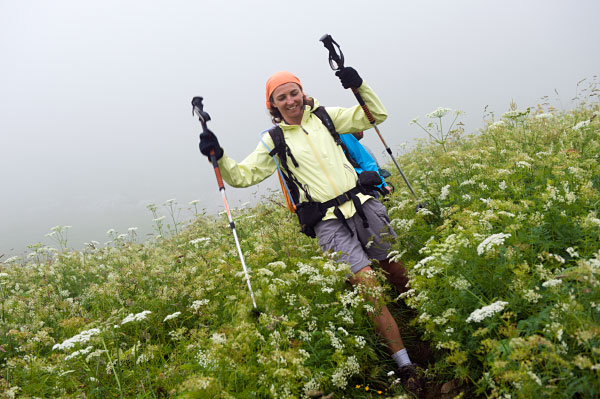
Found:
[198,68,423,397]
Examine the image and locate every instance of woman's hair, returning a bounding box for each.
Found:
[268,95,315,124]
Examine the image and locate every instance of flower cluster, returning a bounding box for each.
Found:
[53,328,101,351]
[121,310,152,325]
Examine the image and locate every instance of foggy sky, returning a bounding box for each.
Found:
[1,0,599,257]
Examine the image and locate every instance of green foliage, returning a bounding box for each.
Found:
[385,101,600,398]
[0,201,404,398]
[1,98,599,398]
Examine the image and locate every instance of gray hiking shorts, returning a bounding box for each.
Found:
[314,198,397,274]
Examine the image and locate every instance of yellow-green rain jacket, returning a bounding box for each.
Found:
[218,83,387,221]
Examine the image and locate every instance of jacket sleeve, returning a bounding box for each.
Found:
[325,83,387,134]
[217,138,277,188]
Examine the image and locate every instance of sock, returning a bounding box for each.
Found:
[392,348,412,368]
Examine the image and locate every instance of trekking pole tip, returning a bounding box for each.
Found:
[250,306,264,320]
[415,201,429,213]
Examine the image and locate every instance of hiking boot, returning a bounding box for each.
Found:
[397,365,424,398]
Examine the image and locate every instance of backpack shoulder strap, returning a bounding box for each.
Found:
[313,106,340,144]
[267,125,307,203]
[267,125,285,158]
[268,125,299,168]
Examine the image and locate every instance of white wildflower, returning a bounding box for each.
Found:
[326,330,344,350]
[211,333,226,345]
[53,328,101,351]
[4,256,21,264]
[153,216,165,222]
[363,304,375,313]
[527,371,542,386]
[502,110,528,119]
[523,289,541,303]
[427,107,451,118]
[189,199,200,205]
[466,301,508,323]
[516,161,531,169]
[65,345,94,361]
[553,254,565,264]
[190,299,209,311]
[414,256,435,270]
[3,386,20,398]
[85,349,107,363]
[136,353,152,364]
[106,228,116,235]
[163,311,181,322]
[477,233,511,255]
[488,120,507,130]
[439,184,451,201]
[164,198,176,204]
[566,247,579,258]
[536,150,552,158]
[417,207,434,216]
[355,336,366,348]
[460,179,476,186]
[499,180,507,190]
[256,268,274,277]
[121,310,152,325]
[196,349,214,368]
[584,212,600,227]
[542,279,562,288]
[497,211,515,218]
[190,237,210,247]
[331,355,360,388]
[572,120,590,130]
[449,275,471,290]
[419,313,432,323]
[267,260,287,269]
[535,113,553,120]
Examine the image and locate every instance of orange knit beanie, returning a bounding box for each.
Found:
[265,71,303,109]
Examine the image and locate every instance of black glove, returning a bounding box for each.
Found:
[335,66,363,89]
[199,128,224,161]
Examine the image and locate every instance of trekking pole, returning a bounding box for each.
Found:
[191,97,258,311]
[319,34,422,204]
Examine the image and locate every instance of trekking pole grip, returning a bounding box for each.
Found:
[319,33,344,71]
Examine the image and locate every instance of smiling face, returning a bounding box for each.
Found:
[270,82,305,125]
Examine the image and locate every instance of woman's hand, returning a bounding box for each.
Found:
[199,128,224,161]
[335,66,363,89]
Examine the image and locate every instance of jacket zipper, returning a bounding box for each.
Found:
[301,125,342,197]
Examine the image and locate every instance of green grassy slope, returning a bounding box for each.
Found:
[1,100,599,399]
